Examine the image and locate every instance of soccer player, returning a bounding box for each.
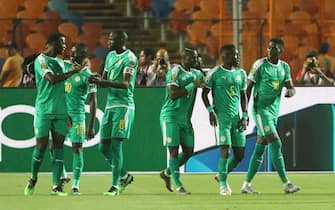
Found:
[63,43,97,195]
[240,38,300,194]
[88,31,137,196]
[202,44,248,196]
[159,48,204,195]
[24,32,83,196]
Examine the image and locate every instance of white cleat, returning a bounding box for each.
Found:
[220,186,232,196]
[284,182,300,194]
[241,182,259,194]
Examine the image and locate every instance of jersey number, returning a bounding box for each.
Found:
[229,86,236,96]
[109,69,115,80]
[272,80,279,90]
[75,124,84,137]
[65,82,72,93]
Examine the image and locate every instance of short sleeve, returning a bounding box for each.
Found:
[35,55,52,78]
[167,65,179,86]
[205,67,217,89]
[124,52,138,76]
[283,62,292,82]
[248,59,263,83]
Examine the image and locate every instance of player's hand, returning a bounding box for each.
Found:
[88,74,101,84]
[73,62,83,73]
[238,117,248,132]
[194,79,205,88]
[209,112,217,127]
[86,128,95,140]
[284,88,295,98]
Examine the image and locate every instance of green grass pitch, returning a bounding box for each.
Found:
[1,173,335,210]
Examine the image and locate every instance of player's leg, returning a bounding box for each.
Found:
[228,119,246,173]
[217,124,232,196]
[24,114,51,196]
[49,115,69,196]
[118,108,135,193]
[50,129,67,196]
[68,115,85,195]
[71,143,83,195]
[99,110,113,166]
[241,112,268,194]
[267,131,300,193]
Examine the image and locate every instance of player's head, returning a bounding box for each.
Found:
[139,47,154,66]
[6,42,18,56]
[46,32,66,55]
[71,43,88,65]
[185,47,202,69]
[181,48,197,69]
[220,44,239,68]
[267,38,284,61]
[108,31,128,50]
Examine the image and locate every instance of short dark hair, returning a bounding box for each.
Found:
[305,50,318,59]
[142,48,155,59]
[75,43,88,56]
[319,42,329,54]
[220,44,235,55]
[7,42,18,50]
[113,30,128,40]
[47,32,65,44]
[269,38,284,48]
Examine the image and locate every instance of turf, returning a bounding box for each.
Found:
[2,173,335,210]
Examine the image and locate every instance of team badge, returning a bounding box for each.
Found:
[221,136,226,142]
[236,75,241,81]
[75,76,81,82]
[264,125,270,132]
[35,128,39,134]
[167,137,172,143]
[281,70,285,76]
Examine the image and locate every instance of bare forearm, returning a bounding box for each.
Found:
[47,70,77,84]
[95,80,129,89]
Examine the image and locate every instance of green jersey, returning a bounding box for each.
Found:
[160,65,203,122]
[34,54,67,115]
[104,49,138,109]
[248,57,291,115]
[64,61,97,115]
[206,66,247,118]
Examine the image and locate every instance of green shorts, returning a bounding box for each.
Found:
[253,108,278,136]
[215,115,246,147]
[100,107,135,140]
[34,113,68,138]
[68,114,86,143]
[160,120,194,147]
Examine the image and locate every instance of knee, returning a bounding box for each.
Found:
[98,143,109,156]
[235,152,244,162]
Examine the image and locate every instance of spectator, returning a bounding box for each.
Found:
[136,48,155,86]
[318,42,335,76]
[0,43,24,87]
[295,51,334,85]
[147,48,170,86]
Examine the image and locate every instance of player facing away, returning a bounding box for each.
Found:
[24,32,84,196]
[159,48,204,195]
[63,43,97,195]
[202,44,248,196]
[241,38,300,194]
[88,31,137,196]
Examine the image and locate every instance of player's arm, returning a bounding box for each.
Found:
[86,89,97,139]
[45,62,82,84]
[0,59,14,85]
[201,87,217,127]
[238,88,249,131]
[284,79,296,97]
[246,79,255,102]
[168,84,188,100]
[89,62,134,89]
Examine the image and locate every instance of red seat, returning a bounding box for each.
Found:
[134,0,151,10]
[168,9,190,33]
[58,22,78,43]
[25,33,47,53]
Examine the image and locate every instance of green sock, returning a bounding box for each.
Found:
[73,151,83,188]
[218,157,228,187]
[246,144,266,182]
[227,156,240,173]
[99,143,113,166]
[270,139,288,183]
[52,148,64,185]
[167,153,187,175]
[169,158,182,187]
[31,148,45,180]
[111,140,123,186]
[119,147,128,178]
[62,165,67,178]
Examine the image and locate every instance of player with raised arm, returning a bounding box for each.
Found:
[63,43,97,195]
[202,44,248,196]
[241,38,300,194]
[24,32,84,196]
[159,48,204,195]
[88,31,137,196]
